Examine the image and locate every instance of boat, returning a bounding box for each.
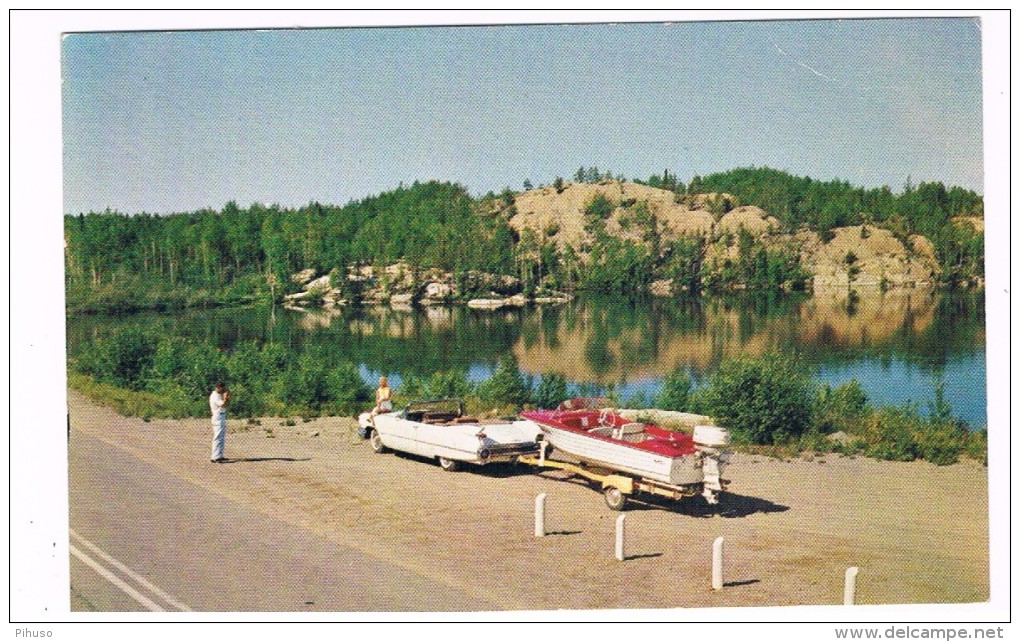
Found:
[521,399,730,503]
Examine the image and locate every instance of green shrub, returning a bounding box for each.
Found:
[583,194,616,232]
[532,372,568,409]
[477,356,532,407]
[700,353,814,444]
[73,327,159,390]
[964,428,988,464]
[273,348,337,410]
[327,361,372,414]
[148,337,228,399]
[864,405,921,461]
[813,379,869,434]
[655,366,694,411]
[424,369,474,399]
[623,389,652,409]
[914,422,965,466]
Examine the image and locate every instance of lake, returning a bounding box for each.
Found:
[66,288,987,427]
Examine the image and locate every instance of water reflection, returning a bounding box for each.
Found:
[66,288,986,425]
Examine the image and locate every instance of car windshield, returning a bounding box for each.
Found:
[406,398,463,417]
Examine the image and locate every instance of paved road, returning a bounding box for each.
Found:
[68,429,492,612]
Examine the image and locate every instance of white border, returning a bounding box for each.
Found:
[9,8,1011,633]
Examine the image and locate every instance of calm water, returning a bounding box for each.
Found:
[66,289,987,427]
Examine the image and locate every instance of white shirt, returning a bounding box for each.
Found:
[209,390,226,416]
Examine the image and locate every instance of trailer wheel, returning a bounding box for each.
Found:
[438,456,460,472]
[604,486,627,511]
[369,429,387,454]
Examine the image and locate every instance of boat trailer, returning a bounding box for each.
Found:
[518,445,728,511]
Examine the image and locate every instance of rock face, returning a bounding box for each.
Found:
[284,271,345,308]
[422,282,452,304]
[286,265,556,310]
[509,180,947,291]
[533,294,573,304]
[467,298,508,310]
[801,225,938,288]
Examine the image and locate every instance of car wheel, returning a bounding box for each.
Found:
[438,456,460,472]
[369,429,387,454]
[604,486,627,511]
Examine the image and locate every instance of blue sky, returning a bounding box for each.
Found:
[61,17,984,215]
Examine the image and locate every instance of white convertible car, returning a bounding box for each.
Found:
[358,398,542,471]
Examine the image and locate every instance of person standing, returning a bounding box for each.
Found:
[209,382,230,463]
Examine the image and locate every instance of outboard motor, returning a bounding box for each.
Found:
[693,425,731,504]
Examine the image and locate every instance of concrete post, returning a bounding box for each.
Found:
[615,514,626,561]
[534,493,546,537]
[712,536,725,590]
[844,566,859,605]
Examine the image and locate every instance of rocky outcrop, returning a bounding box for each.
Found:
[287,266,570,310]
[509,180,947,291]
[421,281,452,305]
[801,225,937,288]
[284,273,346,308]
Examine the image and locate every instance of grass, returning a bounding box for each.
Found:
[68,371,182,418]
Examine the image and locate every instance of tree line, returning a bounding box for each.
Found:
[65,168,984,312]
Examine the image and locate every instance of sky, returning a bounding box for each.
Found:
[60,16,986,215]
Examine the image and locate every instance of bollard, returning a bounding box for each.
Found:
[534,493,546,537]
[615,514,626,561]
[844,566,859,605]
[711,536,725,590]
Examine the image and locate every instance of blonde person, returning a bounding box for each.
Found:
[371,376,393,418]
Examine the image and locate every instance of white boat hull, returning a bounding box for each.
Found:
[539,424,705,486]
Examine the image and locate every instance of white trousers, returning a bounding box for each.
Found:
[211,411,226,460]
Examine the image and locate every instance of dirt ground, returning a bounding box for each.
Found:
[69,389,989,612]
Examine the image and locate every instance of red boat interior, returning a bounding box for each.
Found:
[524,409,696,456]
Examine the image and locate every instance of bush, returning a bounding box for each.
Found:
[424,369,474,399]
[813,379,869,434]
[149,336,228,399]
[700,353,814,444]
[914,422,966,466]
[532,372,568,409]
[964,428,987,464]
[864,405,921,462]
[655,366,694,411]
[477,356,532,407]
[75,327,160,390]
[583,194,616,233]
[273,348,338,410]
[326,361,372,414]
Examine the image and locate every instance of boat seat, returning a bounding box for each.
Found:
[586,426,615,438]
[613,422,647,443]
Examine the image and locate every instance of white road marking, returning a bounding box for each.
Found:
[70,528,191,611]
